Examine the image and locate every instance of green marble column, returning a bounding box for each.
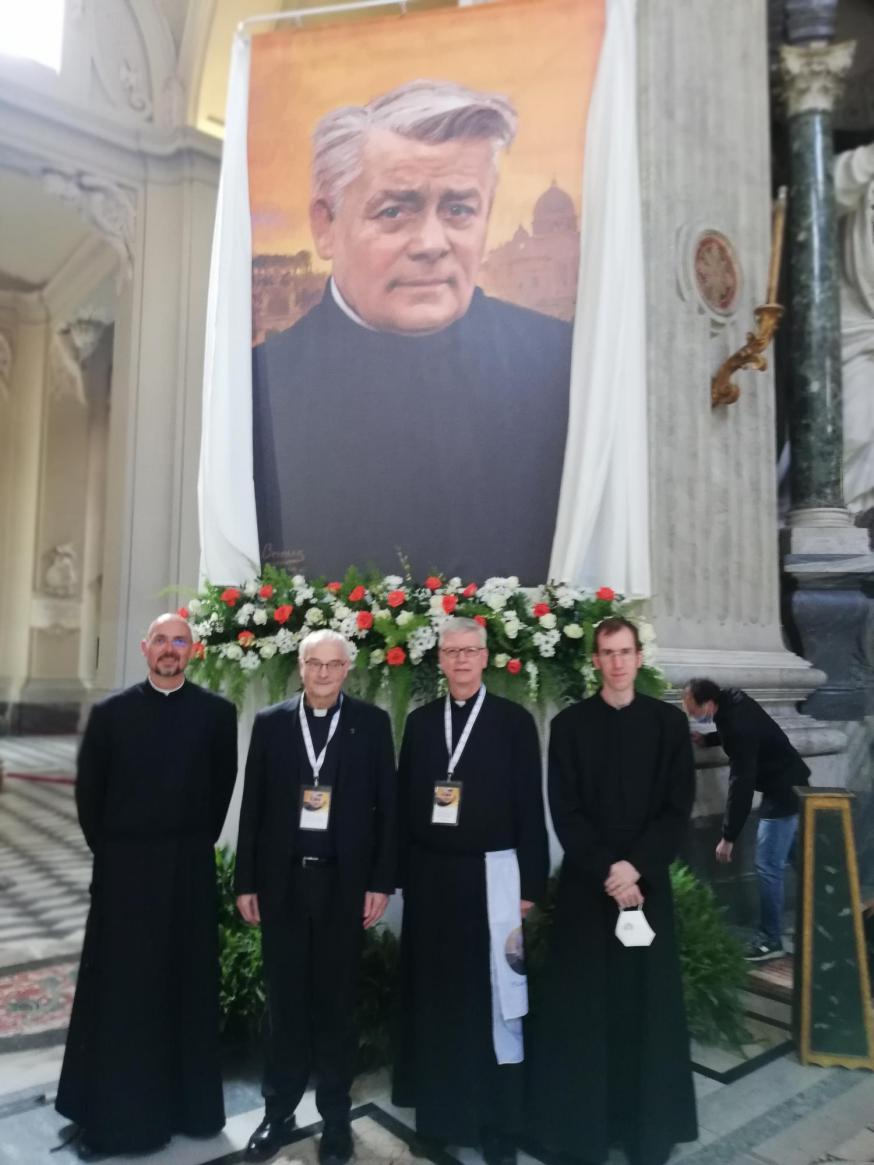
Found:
[781,42,855,525]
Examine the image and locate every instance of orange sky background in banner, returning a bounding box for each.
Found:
[247,0,604,260]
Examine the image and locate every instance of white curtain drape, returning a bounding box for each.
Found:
[547,0,650,596]
[197,32,259,584]
[198,0,650,595]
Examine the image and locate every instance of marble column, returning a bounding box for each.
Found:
[781,40,857,532]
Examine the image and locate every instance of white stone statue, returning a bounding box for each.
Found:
[44,543,78,597]
[835,141,874,516]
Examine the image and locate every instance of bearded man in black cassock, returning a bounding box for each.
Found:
[529,617,697,1165]
[55,613,237,1160]
[393,617,549,1165]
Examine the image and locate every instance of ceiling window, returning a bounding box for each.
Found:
[0,0,65,72]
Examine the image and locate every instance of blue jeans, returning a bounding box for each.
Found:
[755,814,798,946]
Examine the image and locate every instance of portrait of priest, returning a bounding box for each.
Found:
[252,78,573,584]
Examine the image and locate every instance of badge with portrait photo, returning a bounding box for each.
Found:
[432,781,462,826]
[299,785,332,831]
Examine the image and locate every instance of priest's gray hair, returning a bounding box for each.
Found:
[438,617,487,648]
[312,79,518,210]
[299,628,353,662]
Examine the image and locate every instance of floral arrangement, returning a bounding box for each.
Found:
[181,566,664,737]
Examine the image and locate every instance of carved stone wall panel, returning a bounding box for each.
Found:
[639,0,783,652]
[0,330,12,402]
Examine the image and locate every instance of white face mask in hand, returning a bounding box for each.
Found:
[615,906,655,947]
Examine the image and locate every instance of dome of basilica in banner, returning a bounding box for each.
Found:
[532,180,577,236]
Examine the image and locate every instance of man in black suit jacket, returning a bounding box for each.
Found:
[236,629,396,1163]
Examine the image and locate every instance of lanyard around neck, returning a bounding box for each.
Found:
[444,684,486,778]
[299,696,342,786]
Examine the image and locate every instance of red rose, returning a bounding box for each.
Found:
[386,646,406,666]
[387,590,406,608]
[274,604,293,624]
[192,642,205,659]
[356,611,374,630]
[442,594,457,614]
[176,606,189,619]
[424,576,442,591]
[238,630,255,647]
[596,586,616,601]
[463,583,477,598]
[533,602,550,618]
[258,583,274,599]
[507,658,522,675]
[326,581,342,593]
[348,585,366,603]
[474,615,487,628]
[221,587,241,606]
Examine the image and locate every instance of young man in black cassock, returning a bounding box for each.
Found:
[529,617,697,1165]
[393,617,549,1165]
[235,629,396,1164]
[56,612,237,1160]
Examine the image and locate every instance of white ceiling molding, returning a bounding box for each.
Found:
[40,170,135,281]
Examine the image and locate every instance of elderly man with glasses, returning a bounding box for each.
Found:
[235,629,396,1164]
[393,617,548,1165]
[56,612,237,1160]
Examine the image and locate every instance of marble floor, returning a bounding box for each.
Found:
[2,740,874,1165]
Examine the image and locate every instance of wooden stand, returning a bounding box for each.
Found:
[793,788,874,1069]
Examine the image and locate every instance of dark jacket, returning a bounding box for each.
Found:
[252,284,572,582]
[235,693,396,915]
[707,688,810,841]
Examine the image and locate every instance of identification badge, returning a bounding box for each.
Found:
[432,781,462,826]
[299,785,332,830]
[615,906,656,947]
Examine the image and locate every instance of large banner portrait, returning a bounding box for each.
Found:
[199,0,650,595]
[248,0,602,584]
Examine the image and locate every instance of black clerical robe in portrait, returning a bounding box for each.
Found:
[252,285,572,582]
[393,692,549,1144]
[529,694,697,1165]
[56,681,237,1155]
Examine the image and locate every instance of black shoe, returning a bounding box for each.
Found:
[245,1113,298,1162]
[481,1131,516,1165]
[744,937,785,962]
[319,1118,353,1165]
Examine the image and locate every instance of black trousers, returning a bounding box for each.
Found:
[260,866,362,1121]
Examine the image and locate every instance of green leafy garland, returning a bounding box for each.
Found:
[182,566,665,734]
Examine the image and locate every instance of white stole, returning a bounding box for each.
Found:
[485,849,528,1065]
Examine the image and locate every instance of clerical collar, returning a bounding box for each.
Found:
[451,692,478,707]
[599,691,635,710]
[304,695,343,719]
[330,279,377,332]
[148,676,185,696]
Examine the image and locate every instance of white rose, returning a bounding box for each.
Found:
[235,603,255,626]
[486,594,508,611]
[448,577,461,589]
[493,653,509,669]
[244,580,258,597]
[305,607,325,626]
[539,613,557,630]
[224,643,243,661]
[292,574,306,587]
[369,649,385,667]
[259,641,277,659]
[188,598,202,615]
[275,629,296,654]
[396,610,414,626]
[563,623,584,639]
[430,595,445,614]
[383,575,403,590]
[253,608,268,626]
